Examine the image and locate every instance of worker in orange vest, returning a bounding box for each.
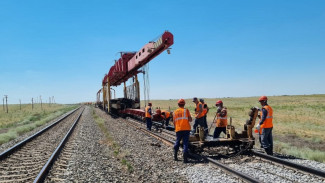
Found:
[191,97,207,136]
[161,110,172,127]
[213,100,228,138]
[200,99,209,136]
[173,99,192,163]
[256,96,274,155]
[145,103,153,131]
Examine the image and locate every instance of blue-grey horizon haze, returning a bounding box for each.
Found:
[0,0,324,104]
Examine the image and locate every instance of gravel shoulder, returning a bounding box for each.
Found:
[95,108,192,182]
[54,106,132,182]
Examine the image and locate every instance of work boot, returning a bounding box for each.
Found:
[174,150,178,161]
[183,152,188,163]
[265,148,273,155]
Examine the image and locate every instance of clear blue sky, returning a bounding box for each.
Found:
[1,0,324,104]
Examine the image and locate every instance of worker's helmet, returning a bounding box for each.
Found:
[199,99,204,103]
[258,96,268,102]
[148,102,152,106]
[215,100,223,105]
[192,97,198,102]
[178,99,186,105]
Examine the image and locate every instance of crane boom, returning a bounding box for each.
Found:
[105,31,174,87]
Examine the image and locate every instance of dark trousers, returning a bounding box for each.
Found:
[260,127,273,150]
[165,117,171,126]
[213,127,226,138]
[174,130,190,153]
[146,117,152,130]
[203,115,208,135]
[192,117,207,134]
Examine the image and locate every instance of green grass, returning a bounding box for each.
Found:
[0,104,78,145]
[144,94,325,162]
[274,141,325,162]
[92,108,134,173]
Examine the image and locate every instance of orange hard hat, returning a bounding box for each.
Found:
[259,96,268,101]
[215,100,223,105]
[178,99,186,104]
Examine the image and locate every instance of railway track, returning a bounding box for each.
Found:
[119,115,325,183]
[0,107,84,182]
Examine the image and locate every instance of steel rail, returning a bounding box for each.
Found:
[206,157,260,183]
[33,108,84,183]
[252,151,325,178]
[0,106,81,160]
[125,118,174,146]
[121,116,260,183]
[126,117,176,139]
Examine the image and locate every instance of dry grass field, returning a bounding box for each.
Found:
[143,94,325,162]
[0,103,78,145]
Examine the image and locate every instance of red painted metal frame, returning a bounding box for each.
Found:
[104,31,174,87]
[119,108,165,121]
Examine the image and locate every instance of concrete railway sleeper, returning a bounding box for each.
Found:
[0,106,83,182]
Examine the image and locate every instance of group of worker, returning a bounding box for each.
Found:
[145,95,273,163]
[144,103,172,131]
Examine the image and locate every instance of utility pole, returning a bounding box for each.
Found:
[40,95,42,110]
[2,97,4,111]
[19,99,21,110]
[32,98,34,110]
[4,95,8,113]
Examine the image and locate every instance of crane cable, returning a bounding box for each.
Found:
[142,64,150,106]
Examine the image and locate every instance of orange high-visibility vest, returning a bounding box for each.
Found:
[260,105,273,129]
[161,110,170,118]
[195,102,204,119]
[216,107,227,127]
[202,103,208,116]
[145,106,152,118]
[173,108,191,132]
[216,115,227,127]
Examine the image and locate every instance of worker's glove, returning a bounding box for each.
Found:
[256,124,261,130]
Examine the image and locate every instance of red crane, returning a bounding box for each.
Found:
[100,31,174,113]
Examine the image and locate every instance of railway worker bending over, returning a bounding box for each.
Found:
[256,96,273,155]
[161,110,172,127]
[145,103,153,131]
[191,97,207,136]
[213,100,228,138]
[173,99,192,163]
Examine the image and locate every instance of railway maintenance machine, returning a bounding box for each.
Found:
[189,107,259,153]
[96,31,174,116]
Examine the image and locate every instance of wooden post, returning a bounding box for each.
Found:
[4,95,8,113]
[32,98,34,110]
[40,95,42,110]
